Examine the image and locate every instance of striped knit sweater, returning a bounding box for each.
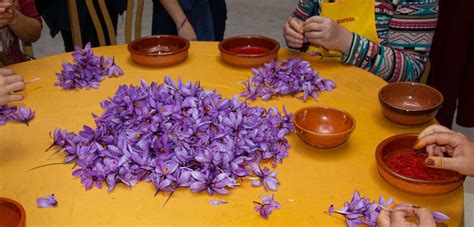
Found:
[293,0,439,82]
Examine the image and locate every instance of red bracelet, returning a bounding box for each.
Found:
[177,17,188,30]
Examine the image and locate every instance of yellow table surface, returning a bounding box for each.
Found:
[0,42,463,226]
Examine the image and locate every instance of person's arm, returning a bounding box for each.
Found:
[159,0,197,40]
[8,7,42,42]
[341,0,438,82]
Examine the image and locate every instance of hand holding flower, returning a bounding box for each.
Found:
[283,17,305,48]
[303,16,353,54]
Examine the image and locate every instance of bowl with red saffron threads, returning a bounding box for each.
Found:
[218,35,280,68]
[376,134,465,196]
[128,35,190,67]
[0,197,26,227]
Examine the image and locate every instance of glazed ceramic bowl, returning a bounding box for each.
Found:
[294,106,356,149]
[378,82,443,125]
[218,35,280,68]
[376,134,465,196]
[128,35,190,67]
[0,197,26,227]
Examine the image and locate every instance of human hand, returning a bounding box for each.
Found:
[302,16,352,54]
[283,17,304,48]
[0,2,16,27]
[414,124,474,176]
[0,68,24,105]
[177,19,197,41]
[377,207,436,227]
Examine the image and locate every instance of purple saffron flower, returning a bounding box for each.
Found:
[254,194,280,219]
[36,194,58,208]
[13,106,35,126]
[241,57,336,101]
[55,42,124,90]
[250,162,279,191]
[47,77,294,198]
[0,105,17,125]
[108,57,124,77]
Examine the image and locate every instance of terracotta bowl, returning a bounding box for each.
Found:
[376,134,465,196]
[378,82,443,125]
[218,35,280,68]
[294,106,356,149]
[0,197,26,227]
[128,35,190,67]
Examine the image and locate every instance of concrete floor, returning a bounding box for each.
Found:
[31,0,474,225]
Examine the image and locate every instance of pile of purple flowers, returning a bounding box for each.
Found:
[48,77,294,196]
[328,190,450,226]
[241,57,336,101]
[0,105,35,126]
[55,43,124,90]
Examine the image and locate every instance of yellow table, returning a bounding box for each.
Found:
[0,42,463,226]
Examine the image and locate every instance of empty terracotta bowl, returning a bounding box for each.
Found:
[218,35,280,68]
[128,35,190,67]
[378,82,443,125]
[0,197,26,227]
[294,106,356,149]
[376,134,465,196]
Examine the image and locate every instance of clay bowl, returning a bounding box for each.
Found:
[294,106,356,149]
[376,134,465,196]
[218,35,280,68]
[0,197,26,227]
[378,82,443,125]
[128,35,190,67]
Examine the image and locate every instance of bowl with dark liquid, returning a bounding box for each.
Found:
[0,197,25,227]
[294,106,356,149]
[378,82,443,125]
[128,35,190,67]
[376,134,465,196]
[218,35,280,68]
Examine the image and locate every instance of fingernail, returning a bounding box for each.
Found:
[425,158,435,166]
[413,140,425,149]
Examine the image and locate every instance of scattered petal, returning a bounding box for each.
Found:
[36,194,57,208]
[209,200,228,206]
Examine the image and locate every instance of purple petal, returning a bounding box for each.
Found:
[36,194,58,208]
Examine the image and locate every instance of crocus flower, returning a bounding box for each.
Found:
[108,57,124,77]
[328,190,450,226]
[241,57,336,101]
[46,77,294,199]
[55,42,124,90]
[0,105,17,125]
[13,106,35,126]
[36,194,58,208]
[254,194,280,219]
[249,162,279,191]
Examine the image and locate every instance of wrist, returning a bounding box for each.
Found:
[337,28,353,55]
[176,17,188,31]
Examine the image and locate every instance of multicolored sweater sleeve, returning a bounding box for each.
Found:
[341,0,439,82]
[292,0,321,20]
[292,0,439,82]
